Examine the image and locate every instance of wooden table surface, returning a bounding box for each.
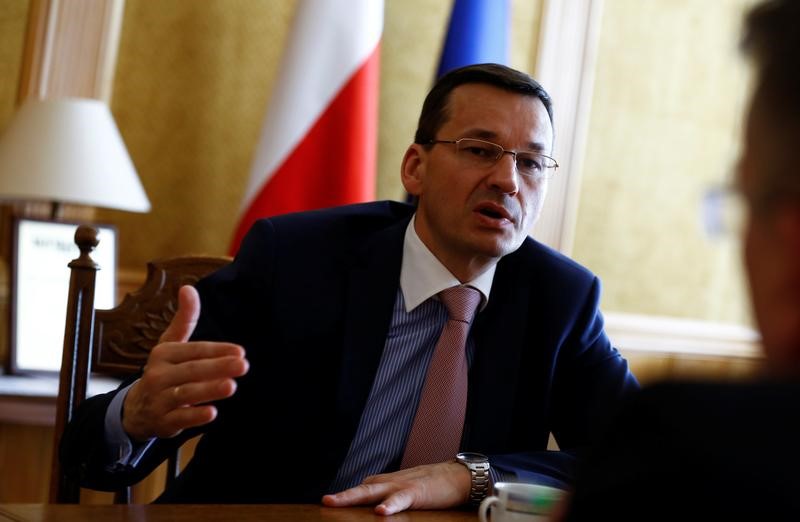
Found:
[0,504,478,522]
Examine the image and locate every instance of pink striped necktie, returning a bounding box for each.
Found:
[400,285,481,468]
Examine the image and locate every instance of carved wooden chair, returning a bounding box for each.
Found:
[50,225,231,503]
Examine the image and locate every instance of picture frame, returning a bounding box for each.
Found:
[8,218,117,374]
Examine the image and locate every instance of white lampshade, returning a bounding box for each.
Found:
[0,97,150,212]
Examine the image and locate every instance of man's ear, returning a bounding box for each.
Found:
[401,144,425,197]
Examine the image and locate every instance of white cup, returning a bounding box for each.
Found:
[479,481,566,522]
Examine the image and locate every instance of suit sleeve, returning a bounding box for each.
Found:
[487,277,639,488]
[549,277,640,448]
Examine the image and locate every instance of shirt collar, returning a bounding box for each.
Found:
[400,215,496,313]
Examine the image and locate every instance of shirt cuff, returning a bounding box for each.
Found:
[104,380,155,471]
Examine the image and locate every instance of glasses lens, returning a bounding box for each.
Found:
[702,185,745,239]
[515,152,556,178]
[455,139,502,166]
[452,139,557,178]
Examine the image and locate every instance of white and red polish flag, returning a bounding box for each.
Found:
[229,0,383,254]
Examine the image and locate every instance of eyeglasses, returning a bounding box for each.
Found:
[428,138,559,179]
[701,184,746,239]
[702,178,800,239]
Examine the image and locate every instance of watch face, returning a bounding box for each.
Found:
[458,452,489,463]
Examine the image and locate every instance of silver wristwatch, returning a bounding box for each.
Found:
[456,452,491,505]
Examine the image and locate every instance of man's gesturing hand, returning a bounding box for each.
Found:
[122,285,249,441]
[321,461,471,516]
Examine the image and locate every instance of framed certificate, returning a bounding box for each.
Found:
[8,218,117,374]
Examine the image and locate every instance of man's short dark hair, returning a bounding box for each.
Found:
[742,0,800,198]
[743,0,800,119]
[414,63,554,145]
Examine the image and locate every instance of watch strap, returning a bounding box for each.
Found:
[466,461,490,504]
[456,453,491,505]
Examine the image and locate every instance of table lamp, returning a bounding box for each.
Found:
[0,97,151,374]
[0,97,150,214]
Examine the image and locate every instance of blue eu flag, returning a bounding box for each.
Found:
[436,0,510,78]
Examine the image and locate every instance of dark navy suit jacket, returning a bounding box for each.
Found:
[61,201,638,503]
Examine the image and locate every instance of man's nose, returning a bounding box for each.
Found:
[486,152,519,194]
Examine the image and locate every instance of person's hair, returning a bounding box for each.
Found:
[413,63,553,145]
[742,0,800,199]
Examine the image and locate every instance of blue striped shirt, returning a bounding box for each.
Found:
[329,289,477,490]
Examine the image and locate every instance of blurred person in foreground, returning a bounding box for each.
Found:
[560,1,800,519]
[60,63,638,514]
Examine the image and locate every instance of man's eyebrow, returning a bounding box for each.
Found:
[460,128,498,140]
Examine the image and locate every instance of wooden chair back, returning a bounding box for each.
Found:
[50,225,230,503]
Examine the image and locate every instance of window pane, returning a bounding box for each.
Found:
[572,0,758,326]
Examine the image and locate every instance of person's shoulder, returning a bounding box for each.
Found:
[262,200,411,228]
[626,380,746,415]
[635,378,800,415]
[569,378,800,521]
[603,379,800,449]
[636,378,800,399]
[248,201,414,240]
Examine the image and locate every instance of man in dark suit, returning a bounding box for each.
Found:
[561,1,800,519]
[61,63,638,514]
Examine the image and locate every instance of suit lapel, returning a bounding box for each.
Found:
[333,216,410,449]
[467,249,532,450]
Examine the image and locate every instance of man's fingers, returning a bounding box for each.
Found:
[125,349,248,441]
[124,382,220,441]
[322,483,391,507]
[164,354,249,387]
[322,462,468,515]
[154,404,219,438]
[160,285,201,343]
[125,373,241,440]
[375,490,414,516]
[171,378,239,408]
[151,341,246,365]
[323,483,414,516]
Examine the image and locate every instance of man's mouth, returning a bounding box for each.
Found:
[475,203,513,222]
